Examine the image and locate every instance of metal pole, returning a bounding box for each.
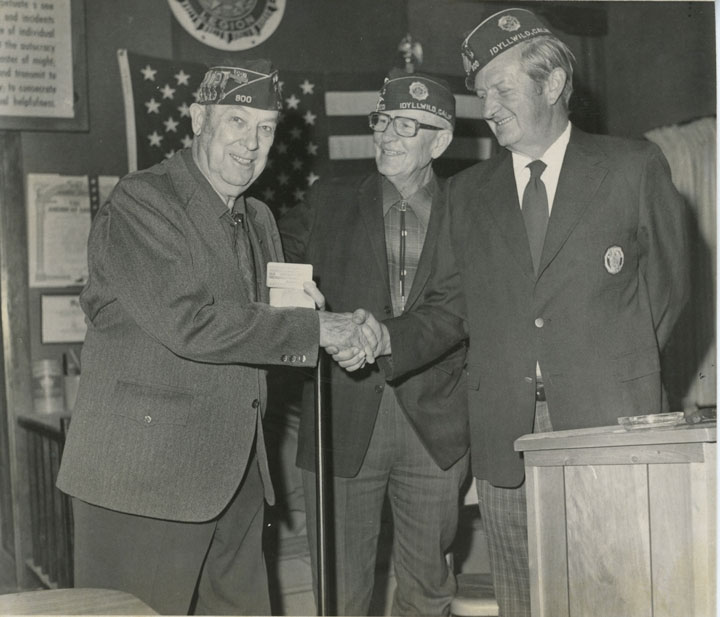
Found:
[315,353,330,616]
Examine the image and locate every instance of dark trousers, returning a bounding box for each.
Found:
[72,455,269,616]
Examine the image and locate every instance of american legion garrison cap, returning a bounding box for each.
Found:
[196,59,282,110]
[376,70,456,127]
[461,8,555,89]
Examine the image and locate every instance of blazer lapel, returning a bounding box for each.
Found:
[405,178,442,309]
[482,152,536,279]
[246,202,277,304]
[538,129,608,276]
[358,175,391,295]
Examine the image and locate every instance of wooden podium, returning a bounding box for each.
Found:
[515,423,716,617]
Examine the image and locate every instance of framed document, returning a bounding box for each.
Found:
[0,0,88,131]
[41,294,86,344]
[26,173,91,288]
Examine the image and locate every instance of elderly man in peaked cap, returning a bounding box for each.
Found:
[57,59,379,616]
[280,70,469,615]
[343,8,690,616]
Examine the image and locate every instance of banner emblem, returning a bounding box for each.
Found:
[168,0,286,51]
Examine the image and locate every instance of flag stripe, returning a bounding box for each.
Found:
[325,91,379,116]
[329,135,493,161]
[456,94,485,119]
[328,135,373,160]
[326,91,485,120]
[448,136,494,160]
[326,113,488,136]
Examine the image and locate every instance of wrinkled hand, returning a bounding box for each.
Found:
[304,280,339,355]
[318,309,379,365]
[331,309,392,372]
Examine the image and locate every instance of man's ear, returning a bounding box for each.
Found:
[430,129,454,159]
[545,67,567,106]
[189,103,207,135]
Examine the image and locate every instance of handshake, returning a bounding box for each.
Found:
[305,282,391,371]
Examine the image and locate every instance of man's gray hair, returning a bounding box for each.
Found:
[518,35,576,110]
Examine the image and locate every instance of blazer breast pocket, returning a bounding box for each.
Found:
[111,380,193,427]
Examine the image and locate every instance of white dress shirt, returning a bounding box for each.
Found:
[512,121,572,214]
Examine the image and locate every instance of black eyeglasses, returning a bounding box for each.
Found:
[368,112,443,138]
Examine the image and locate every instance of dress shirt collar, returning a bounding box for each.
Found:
[380,173,437,231]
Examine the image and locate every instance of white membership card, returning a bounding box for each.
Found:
[266,262,316,308]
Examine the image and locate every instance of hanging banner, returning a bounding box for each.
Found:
[167,0,285,51]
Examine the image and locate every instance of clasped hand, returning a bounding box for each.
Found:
[305,282,390,371]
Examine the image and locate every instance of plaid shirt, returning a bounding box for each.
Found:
[382,175,435,315]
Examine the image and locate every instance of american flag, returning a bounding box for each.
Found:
[118,49,494,219]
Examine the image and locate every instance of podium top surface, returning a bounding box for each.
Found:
[514,421,716,452]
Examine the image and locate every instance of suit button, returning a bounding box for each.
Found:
[144,415,152,424]
[252,399,260,408]
[300,355,307,362]
[384,305,392,314]
[534,318,544,328]
[374,385,384,393]
[281,354,288,362]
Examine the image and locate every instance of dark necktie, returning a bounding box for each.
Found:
[522,160,549,274]
[231,205,257,300]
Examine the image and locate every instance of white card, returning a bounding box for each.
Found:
[269,287,316,308]
[266,262,315,308]
[266,262,313,289]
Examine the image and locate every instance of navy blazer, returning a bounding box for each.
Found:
[385,127,691,487]
[57,149,320,521]
[280,173,469,477]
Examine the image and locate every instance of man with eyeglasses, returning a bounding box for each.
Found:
[279,70,469,616]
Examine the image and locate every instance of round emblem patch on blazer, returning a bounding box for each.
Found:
[604,245,625,274]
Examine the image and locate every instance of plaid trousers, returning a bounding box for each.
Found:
[476,399,552,617]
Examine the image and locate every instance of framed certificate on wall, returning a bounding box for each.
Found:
[0,0,88,131]
[40,294,86,344]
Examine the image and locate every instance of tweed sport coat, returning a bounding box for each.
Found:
[280,173,469,478]
[57,149,320,522]
[385,127,690,487]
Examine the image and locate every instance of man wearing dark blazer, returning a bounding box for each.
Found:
[280,72,469,616]
[346,10,690,617]
[56,60,376,616]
